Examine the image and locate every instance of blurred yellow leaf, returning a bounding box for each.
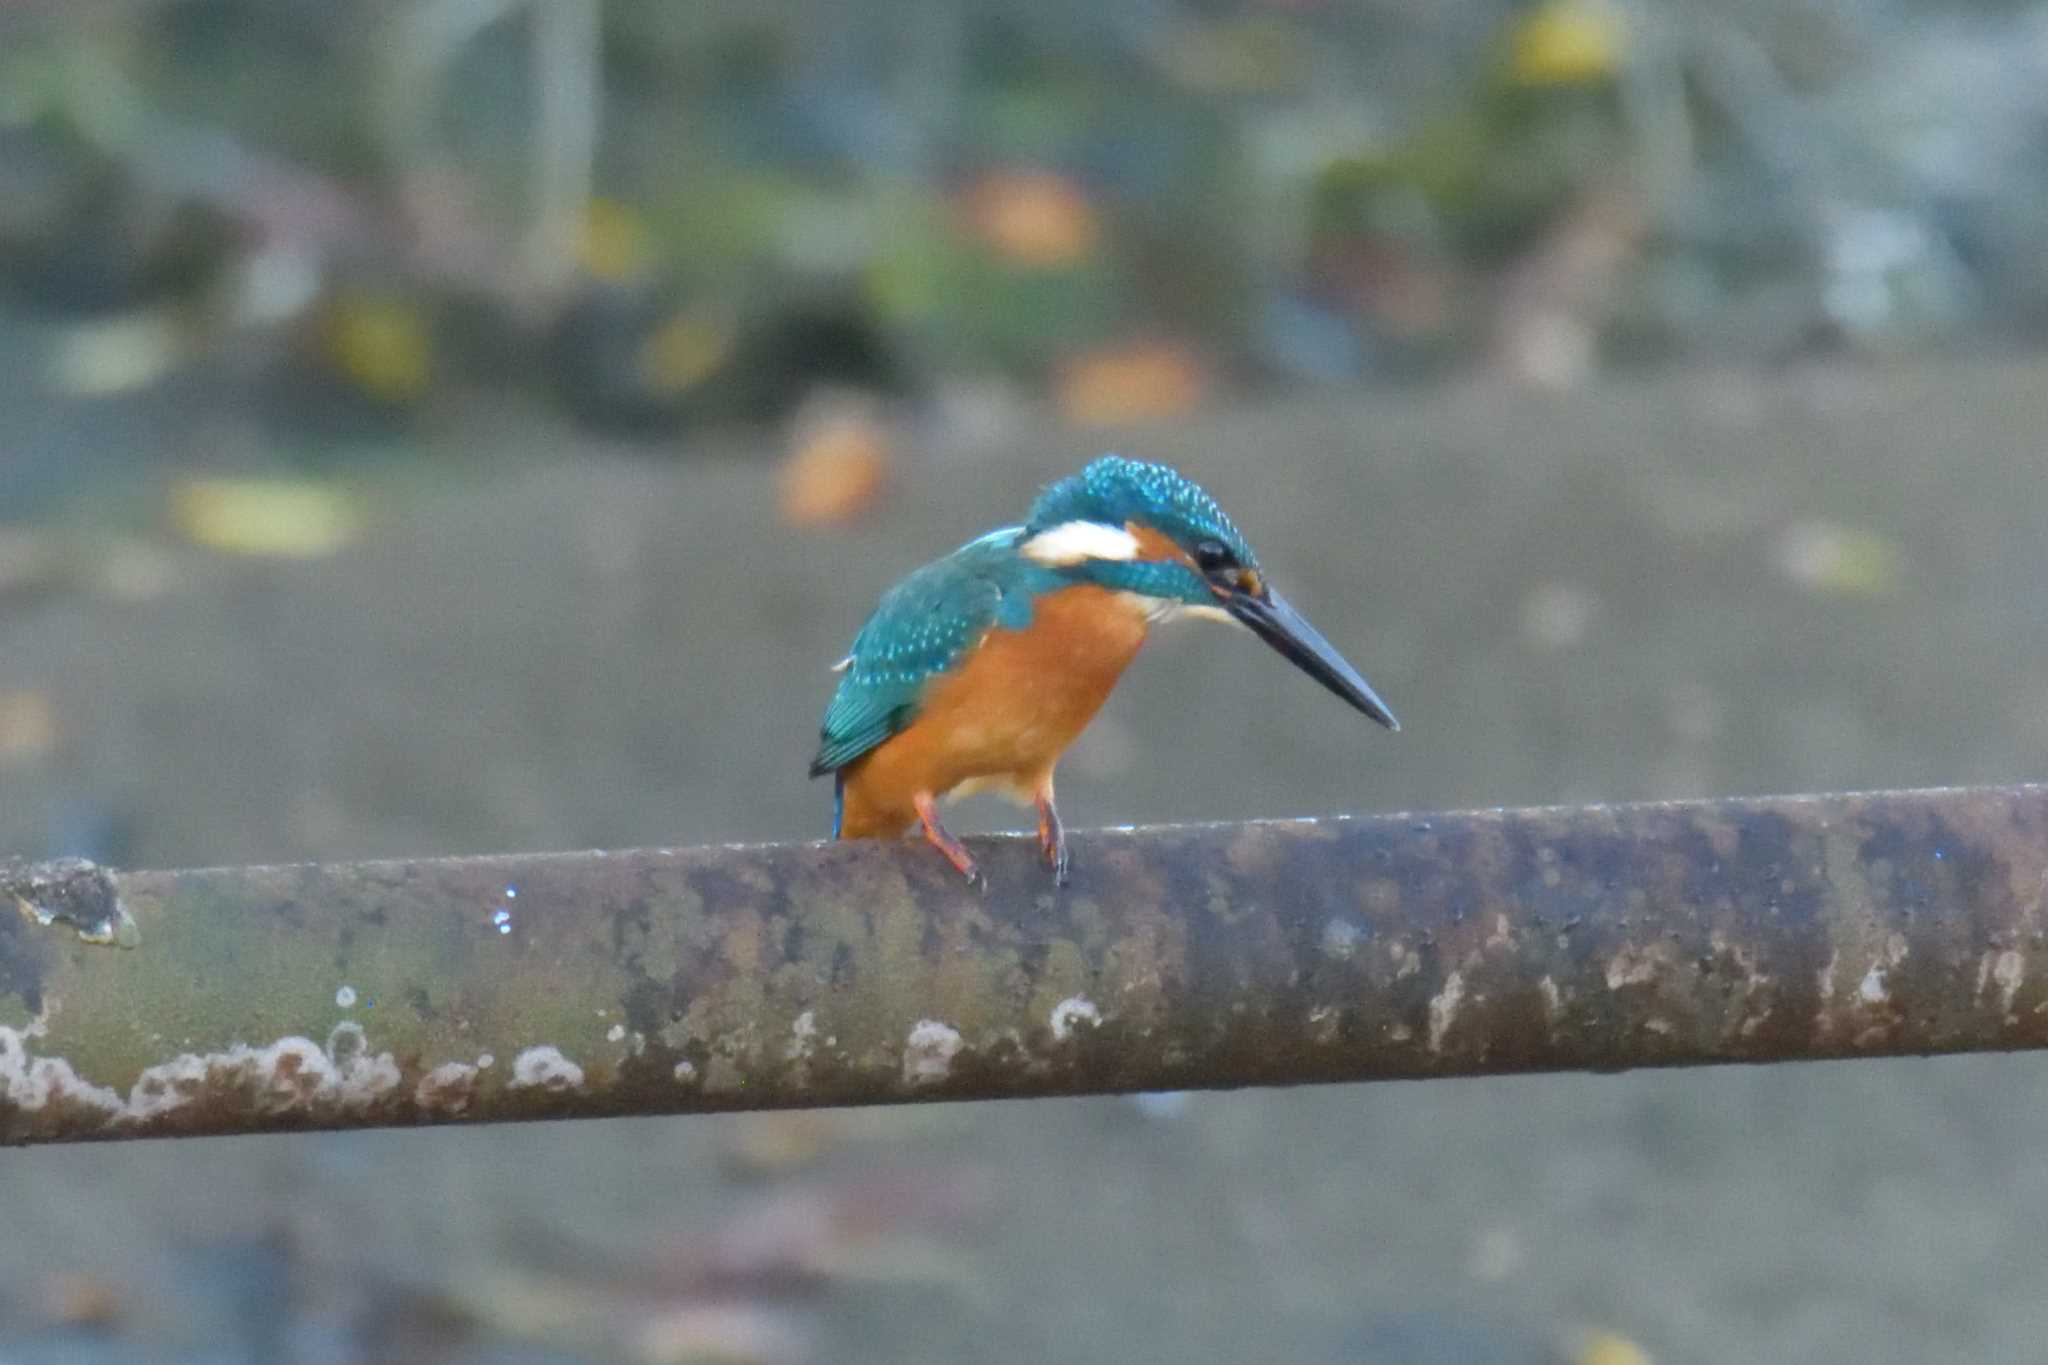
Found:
[580,197,651,284]
[48,313,185,397]
[0,691,57,769]
[637,313,732,397]
[1159,18,1311,95]
[1508,0,1623,86]
[169,478,362,560]
[1576,1329,1654,1365]
[628,1303,808,1365]
[719,1111,847,1176]
[0,530,60,602]
[96,539,179,603]
[1775,520,1902,597]
[320,292,433,404]
[1055,340,1209,428]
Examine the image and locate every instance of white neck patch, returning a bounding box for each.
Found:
[1113,594,1237,626]
[1020,520,1141,567]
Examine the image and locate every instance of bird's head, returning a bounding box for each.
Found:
[1021,454,1398,730]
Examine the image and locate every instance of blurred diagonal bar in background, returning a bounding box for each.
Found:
[5,782,2048,1145]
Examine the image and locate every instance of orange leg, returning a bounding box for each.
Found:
[913,791,982,886]
[1035,777,1069,885]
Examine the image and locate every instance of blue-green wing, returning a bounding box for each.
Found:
[809,530,1037,777]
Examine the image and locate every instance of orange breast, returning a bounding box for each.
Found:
[836,584,1150,837]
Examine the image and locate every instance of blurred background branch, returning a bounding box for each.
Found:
[5,0,2045,431]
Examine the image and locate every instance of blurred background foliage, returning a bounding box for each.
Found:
[8,3,2048,1364]
[5,0,2047,445]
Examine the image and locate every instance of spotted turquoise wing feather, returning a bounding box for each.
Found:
[809,529,1047,779]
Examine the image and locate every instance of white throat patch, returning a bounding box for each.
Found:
[1114,594,1237,626]
[1020,520,1141,567]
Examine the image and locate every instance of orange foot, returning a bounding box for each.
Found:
[913,791,982,888]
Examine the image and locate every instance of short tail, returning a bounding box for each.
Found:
[831,772,845,839]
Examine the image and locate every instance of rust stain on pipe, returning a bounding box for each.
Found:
[3,784,2048,1144]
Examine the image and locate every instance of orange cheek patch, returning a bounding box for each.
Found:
[1125,522,1195,566]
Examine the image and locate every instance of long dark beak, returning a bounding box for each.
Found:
[1226,589,1400,731]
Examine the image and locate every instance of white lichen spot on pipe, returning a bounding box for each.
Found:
[1049,996,1102,1042]
[0,1026,123,1118]
[1320,917,1363,960]
[1993,949,2026,1016]
[1306,1004,1341,1044]
[1858,935,1910,1007]
[414,1061,480,1115]
[508,1045,585,1093]
[1606,948,1660,990]
[126,1030,401,1123]
[786,1010,819,1061]
[902,1019,962,1085]
[1427,970,1466,1054]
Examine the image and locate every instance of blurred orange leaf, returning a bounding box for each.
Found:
[36,1272,121,1328]
[1055,340,1210,427]
[959,170,1100,269]
[778,397,894,528]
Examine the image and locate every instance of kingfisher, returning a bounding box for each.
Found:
[809,453,1398,885]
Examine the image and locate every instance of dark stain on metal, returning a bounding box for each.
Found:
[2,856,138,953]
[0,890,50,1016]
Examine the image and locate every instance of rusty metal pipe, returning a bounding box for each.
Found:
[4,783,2048,1144]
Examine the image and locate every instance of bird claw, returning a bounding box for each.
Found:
[1044,845,1071,887]
[1036,800,1070,888]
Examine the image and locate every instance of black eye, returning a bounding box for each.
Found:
[1193,539,1235,573]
